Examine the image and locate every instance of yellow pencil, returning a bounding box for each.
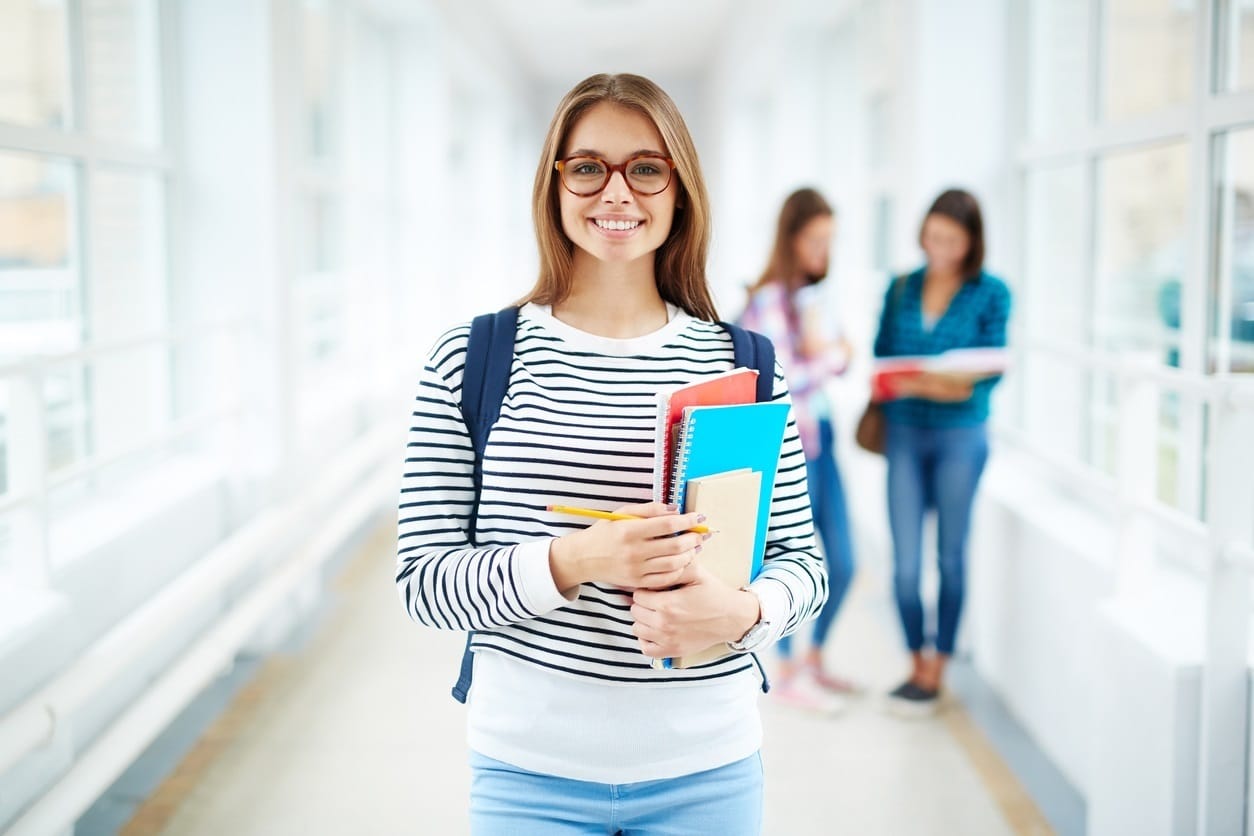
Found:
[548,504,711,535]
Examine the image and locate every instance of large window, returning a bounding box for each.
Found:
[0,0,168,584]
[1094,142,1189,362]
[0,151,78,346]
[1213,127,1254,372]
[1226,0,1254,92]
[1027,0,1088,139]
[0,0,70,129]
[1021,163,1088,463]
[1017,0,1254,523]
[1102,0,1194,122]
[292,0,348,391]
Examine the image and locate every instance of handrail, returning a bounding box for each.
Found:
[1019,337,1254,405]
[46,403,246,491]
[3,453,397,836]
[0,404,246,515]
[0,422,396,780]
[0,319,257,380]
[995,413,1246,572]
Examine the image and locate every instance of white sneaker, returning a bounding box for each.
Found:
[771,672,847,715]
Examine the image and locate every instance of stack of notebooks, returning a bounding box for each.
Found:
[650,369,790,669]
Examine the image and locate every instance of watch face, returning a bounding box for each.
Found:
[736,621,770,651]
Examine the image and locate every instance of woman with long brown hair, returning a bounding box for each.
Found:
[873,188,1011,715]
[739,188,857,714]
[396,74,827,834]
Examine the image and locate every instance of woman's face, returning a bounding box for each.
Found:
[558,102,678,269]
[793,214,834,279]
[920,213,971,274]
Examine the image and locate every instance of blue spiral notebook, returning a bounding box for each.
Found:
[668,401,791,578]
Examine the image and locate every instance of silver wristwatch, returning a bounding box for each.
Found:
[728,587,771,652]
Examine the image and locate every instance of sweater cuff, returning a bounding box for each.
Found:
[747,577,792,646]
[514,539,579,616]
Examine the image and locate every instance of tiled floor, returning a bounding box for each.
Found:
[117,524,1053,835]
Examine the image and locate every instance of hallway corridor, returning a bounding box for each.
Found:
[102,524,1053,836]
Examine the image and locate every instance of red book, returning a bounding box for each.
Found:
[652,367,759,502]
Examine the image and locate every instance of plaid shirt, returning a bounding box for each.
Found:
[739,283,847,457]
[872,267,1012,427]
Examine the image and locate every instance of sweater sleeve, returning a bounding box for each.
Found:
[395,326,574,631]
[745,361,829,644]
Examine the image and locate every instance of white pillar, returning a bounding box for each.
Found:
[1196,393,1254,835]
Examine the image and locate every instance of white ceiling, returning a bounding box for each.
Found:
[478,0,737,86]
[369,0,741,89]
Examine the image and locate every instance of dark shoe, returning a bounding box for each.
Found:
[885,680,940,718]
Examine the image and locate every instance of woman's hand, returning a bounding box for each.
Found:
[629,563,760,659]
[548,502,706,594]
[892,372,973,402]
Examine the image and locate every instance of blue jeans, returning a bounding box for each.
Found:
[777,417,855,658]
[469,751,763,835]
[885,422,988,656]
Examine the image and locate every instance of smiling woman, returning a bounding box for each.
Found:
[394,73,827,835]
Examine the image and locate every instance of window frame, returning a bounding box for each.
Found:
[0,0,185,589]
[1011,0,1254,527]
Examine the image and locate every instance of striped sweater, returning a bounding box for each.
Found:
[395,303,828,779]
[396,305,827,787]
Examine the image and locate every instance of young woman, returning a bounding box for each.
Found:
[872,189,1011,715]
[396,74,827,835]
[739,188,857,713]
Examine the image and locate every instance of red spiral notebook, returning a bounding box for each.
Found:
[651,368,759,502]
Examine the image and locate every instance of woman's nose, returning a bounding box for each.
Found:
[601,170,633,202]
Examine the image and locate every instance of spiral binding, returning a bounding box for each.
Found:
[667,409,699,508]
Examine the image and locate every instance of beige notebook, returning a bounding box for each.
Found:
[665,468,761,669]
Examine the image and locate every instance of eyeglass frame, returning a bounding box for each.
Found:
[553,154,678,197]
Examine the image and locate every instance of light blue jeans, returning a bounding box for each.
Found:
[885,421,989,655]
[777,418,855,658]
[469,751,763,835]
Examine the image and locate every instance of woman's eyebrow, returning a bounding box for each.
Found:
[566,148,667,158]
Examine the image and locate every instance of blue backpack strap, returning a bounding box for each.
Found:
[720,321,776,403]
[451,306,519,704]
[719,321,777,694]
[463,306,519,534]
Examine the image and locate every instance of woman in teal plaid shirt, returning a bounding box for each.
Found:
[872,189,1011,714]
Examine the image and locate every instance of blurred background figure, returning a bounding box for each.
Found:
[871,189,1010,715]
[739,188,858,714]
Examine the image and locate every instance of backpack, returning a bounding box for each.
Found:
[451,305,776,703]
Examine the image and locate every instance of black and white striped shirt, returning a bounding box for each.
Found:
[396,303,828,780]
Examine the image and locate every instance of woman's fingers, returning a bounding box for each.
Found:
[612,501,676,518]
[637,513,706,540]
[637,547,703,589]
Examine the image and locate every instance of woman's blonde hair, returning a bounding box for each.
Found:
[517,73,717,321]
